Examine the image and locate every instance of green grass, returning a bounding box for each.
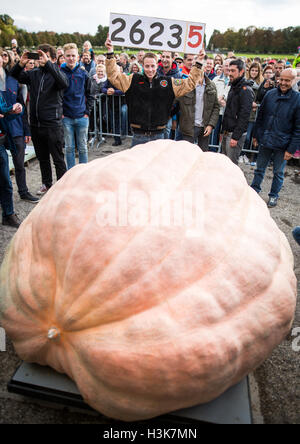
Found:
[235,53,295,61]
[93,47,296,61]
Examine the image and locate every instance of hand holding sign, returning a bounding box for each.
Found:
[196,49,206,64]
[105,34,114,53]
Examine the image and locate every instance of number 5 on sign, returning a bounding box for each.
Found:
[109,13,206,54]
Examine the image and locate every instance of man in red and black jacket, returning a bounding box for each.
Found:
[105,36,205,148]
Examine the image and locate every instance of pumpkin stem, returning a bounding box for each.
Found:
[47,327,61,341]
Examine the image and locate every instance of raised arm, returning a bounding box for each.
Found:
[172,49,205,97]
[37,50,69,90]
[105,35,132,93]
[10,51,32,85]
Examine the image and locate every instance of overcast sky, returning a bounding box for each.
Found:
[4,0,299,42]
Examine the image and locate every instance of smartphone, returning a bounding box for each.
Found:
[27,52,40,60]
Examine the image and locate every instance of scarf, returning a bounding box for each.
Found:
[93,74,107,84]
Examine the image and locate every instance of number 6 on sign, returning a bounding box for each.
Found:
[109,13,205,54]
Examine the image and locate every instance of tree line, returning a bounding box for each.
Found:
[1,14,299,55]
[0,15,108,49]
[208,26,300,54]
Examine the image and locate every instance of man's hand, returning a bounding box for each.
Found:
[284,151,293,161]
[204,125,213,137]
[11,103,22,114]
[264,79,274,89]
[107,88,115,96]
[19,51,29,68]
[218,96,226,107]
[24,136,31,144]
[252,138,258,147]
[84,114,89,118]
[105,34,114,53]
[38,49,50,66]
[0,114,4,119]
[230,138,238,148]
[195,49,206,64]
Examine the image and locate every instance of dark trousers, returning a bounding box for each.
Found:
[0,145,14,217]
[12,136,28,197]
[31,126,66,189]
[182,127,210,151]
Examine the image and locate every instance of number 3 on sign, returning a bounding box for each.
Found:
[109,13,205,54]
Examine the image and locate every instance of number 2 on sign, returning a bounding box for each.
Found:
[188,25,203,48]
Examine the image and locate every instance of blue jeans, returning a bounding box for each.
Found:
[251,146,286,198]
[292,227,300,245]
[63,116,89,169]
[164,118,172,139]
[243,121,255,152]
[0,145,14,217]
[211,114,223,150]
[131,132,164,148]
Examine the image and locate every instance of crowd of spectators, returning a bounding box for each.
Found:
[0,37,299,228]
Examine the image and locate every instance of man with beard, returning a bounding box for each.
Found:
[221,59,254,165]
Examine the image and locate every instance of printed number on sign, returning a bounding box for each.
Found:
[109,14,206,54]
[188,26,203,48]
[149,23,164,47]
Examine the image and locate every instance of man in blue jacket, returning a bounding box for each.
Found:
[0,93,23,228]
[61,43,94,169]
[251,69,300,208]
[1,72,38,203]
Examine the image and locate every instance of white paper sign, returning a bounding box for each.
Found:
[109,13,206,54]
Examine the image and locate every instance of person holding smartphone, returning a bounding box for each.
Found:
[10,44,69,195]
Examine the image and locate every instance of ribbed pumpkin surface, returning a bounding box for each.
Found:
[0,140,296,421]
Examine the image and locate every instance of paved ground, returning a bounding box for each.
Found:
[0,138,299,424]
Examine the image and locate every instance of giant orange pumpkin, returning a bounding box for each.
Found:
[0,140,297,421]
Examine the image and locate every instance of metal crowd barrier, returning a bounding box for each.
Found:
[88,94,260,155]
[88,94,130,149]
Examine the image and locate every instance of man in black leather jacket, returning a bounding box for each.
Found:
[11,44,69,195]
[221,59,254,165]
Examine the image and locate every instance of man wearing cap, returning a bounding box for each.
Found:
[105,35,205,148]
[11,39,21,57]
[251,69,300,208]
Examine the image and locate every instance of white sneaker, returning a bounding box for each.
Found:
[243,155,250,164]
[36,184,49,196]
